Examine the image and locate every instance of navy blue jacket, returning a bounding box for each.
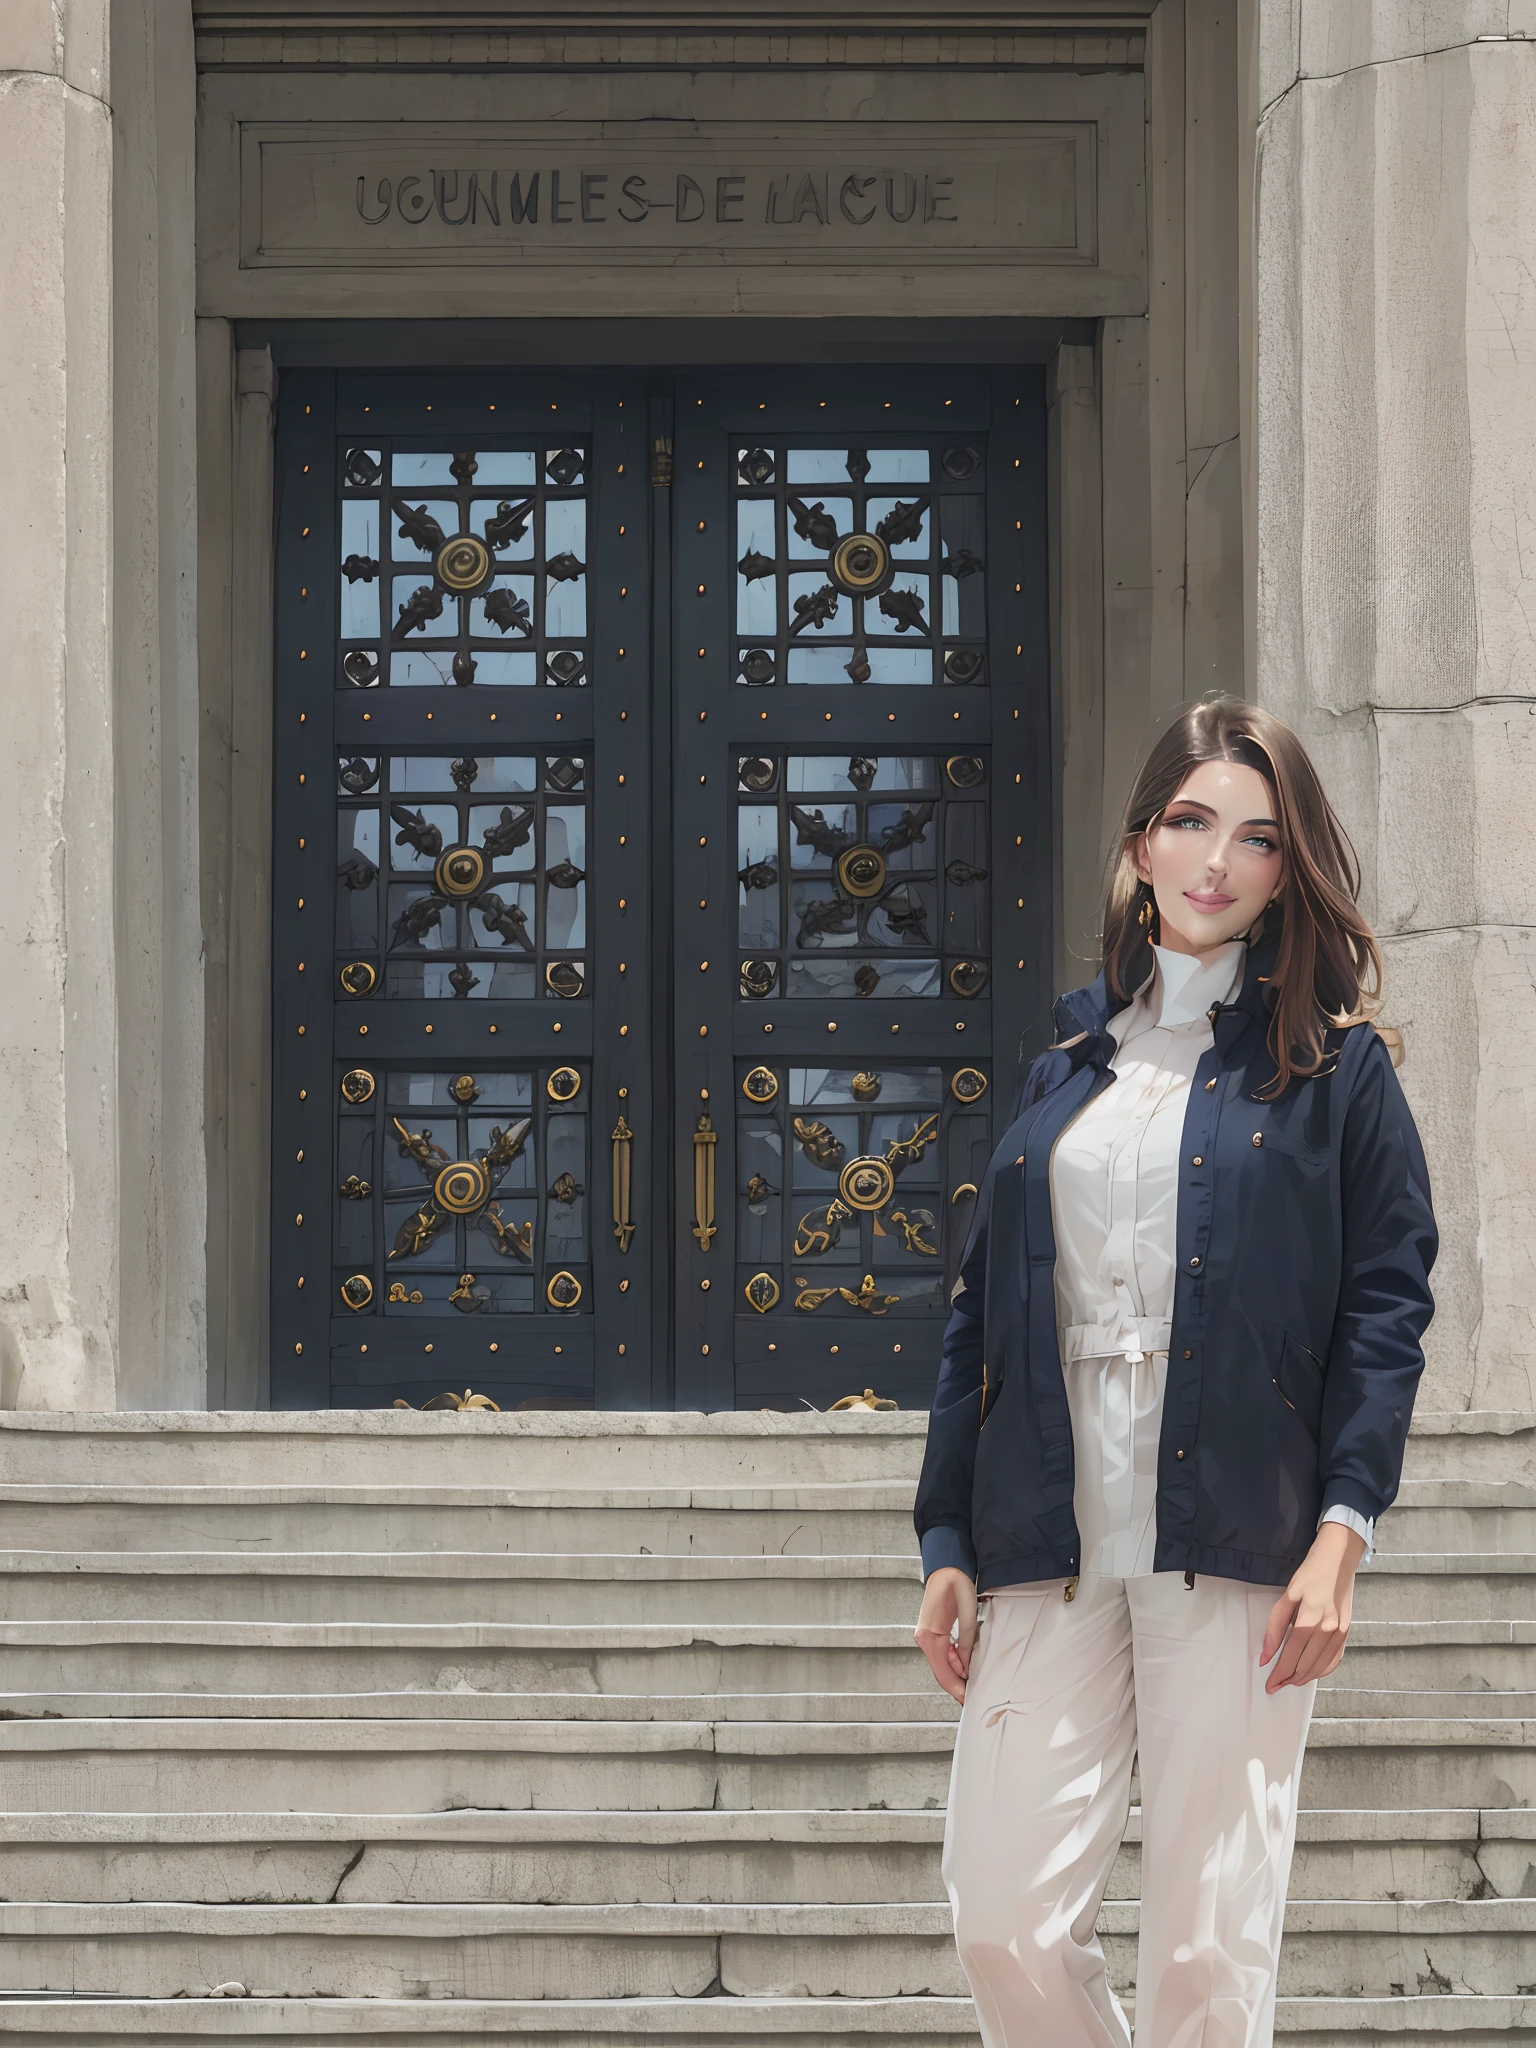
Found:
[915,933,1438,1591]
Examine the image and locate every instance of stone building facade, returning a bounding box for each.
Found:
[1,0,1531,1425]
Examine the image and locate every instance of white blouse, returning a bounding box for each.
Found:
[1049,941,1372,1582]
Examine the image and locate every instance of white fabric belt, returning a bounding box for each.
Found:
[1061,1316,1172,1364]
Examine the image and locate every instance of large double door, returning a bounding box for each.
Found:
[270,366,1049,1411]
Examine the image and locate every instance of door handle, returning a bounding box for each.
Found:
[691,1112,717,1249]
[611,1114,636,1253]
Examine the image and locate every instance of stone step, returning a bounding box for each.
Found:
[1,1616,1528,1699]
[0,1410,1523,1493]
[2,1547,1530,1629]
[0,1714,1528,1813]
[0,1414,933,1490]
[0,1689,961,1724]
[0,1477,1524,1560]
[0,1993,1530,2047]
[0,1485,924,1559]
[0,1806,1529,1906]
[0,1550,926,1627]
[1,1679,1529,1727]
[0,1717,959,1815]
[0,1898,1530,2001]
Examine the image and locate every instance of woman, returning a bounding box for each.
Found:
[913,697,1436,2048]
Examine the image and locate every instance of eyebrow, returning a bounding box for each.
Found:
[1166,799,1280,829]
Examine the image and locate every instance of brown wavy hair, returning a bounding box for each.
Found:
[1102,696,1388,1097]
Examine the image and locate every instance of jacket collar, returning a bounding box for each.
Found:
[1052,923,1282,1070]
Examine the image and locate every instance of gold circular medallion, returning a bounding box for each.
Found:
[547,1065,582,1102]
[450,1073,481,1104]
[546,961,585,998]
[339,960,378,998]
[950,1067,989,1103]
[742,1065,779,1103]
[339,1273,374,1311]
[945,756,987,790]
[435,845,487,898]
[838,1155,896,1212]
[831,531,892,595]
[340,1068,376,1105]
[739,959,778,999]
[435,532,493,595]
[836,844,888,900]
[434,1158,491,1215]
[547,1269,584,1310]
[744,1272,781,1314]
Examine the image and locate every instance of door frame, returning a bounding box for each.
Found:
[204,318,1116,1408]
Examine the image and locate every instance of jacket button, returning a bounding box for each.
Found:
[1205,1078,1217,1091]
[1176,1449,1185,1460]
[1191,1155,1203,1167]
[1189,1256,1201,1268]
[1184,1349,1193,1360]
[1252,1133,1263,1147]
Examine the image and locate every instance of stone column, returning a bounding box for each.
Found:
[1256,8,1536,1413]
[0,1,202,1410]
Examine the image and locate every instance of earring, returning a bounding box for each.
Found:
[1137,897,1154,932]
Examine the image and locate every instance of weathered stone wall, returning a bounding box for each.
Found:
[0,0,203,1411]
[1256,5,1536,1412]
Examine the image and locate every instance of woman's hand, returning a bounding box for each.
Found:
[1260,1520,1367,1693]
[914,1566,979,1703]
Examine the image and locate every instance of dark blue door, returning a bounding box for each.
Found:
[269,367,1047,1411]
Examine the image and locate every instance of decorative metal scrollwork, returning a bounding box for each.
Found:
[888,1208,940,1257]
[794,1200,853,1257]
[850,1072,882,1100]
[795,1273,902,1316]
[547,1269,584,1309]
[548,1066,582,1102]
[339,961,378,998]
[478,1205,533,1262]
[435,1159,491,1215]
[740,959,779,998]
[945,756,986,789]
[742,1066,779,1103]
[436,533,493,595]
[550,1172,584,1204]
[740,650,777,686]
[949,961,990,998]
[950,1068,989,1103]
[338,1175,373,1200]
[744,1272,781,1313]
[944,650,984,684]
[340,1274,374,1311]
[793,1118,845,1169]
[449,1272,492,1314]
[435,846,487,898]
[450,1074,481,1104]
[340,1068,375,1104]
[344,448,382,488]
[387,1281,424,1303]
[546,961,585,998]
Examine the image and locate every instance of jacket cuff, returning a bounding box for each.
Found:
[1321,1475,1385,1523]
[919,1523,977,1582]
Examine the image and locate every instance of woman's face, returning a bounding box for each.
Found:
[1135,758,1284,958]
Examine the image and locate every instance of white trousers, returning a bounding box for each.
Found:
[943,1572,1315,2048]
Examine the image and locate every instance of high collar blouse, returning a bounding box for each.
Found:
[1049,941,1246,1580]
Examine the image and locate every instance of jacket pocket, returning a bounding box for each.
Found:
[1268,1325,1325,1440]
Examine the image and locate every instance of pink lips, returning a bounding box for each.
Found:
[1185,890,1237,913]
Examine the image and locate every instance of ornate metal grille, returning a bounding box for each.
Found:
[337,444,589,691]
[333,1062,589,1321]
[334,751,588,1003]
[734,1061,995,1322]
[732,441,986,688]
[735,752,989,1002]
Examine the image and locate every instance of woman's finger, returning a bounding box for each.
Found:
[1260,1591,1299,1666]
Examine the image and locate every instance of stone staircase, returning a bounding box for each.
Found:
[0,1408,1529,2045]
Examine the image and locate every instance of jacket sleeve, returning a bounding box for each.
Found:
[1319,1028,1438,1524]
[913,1052,1052,1581]
[912,1162,991,1581]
